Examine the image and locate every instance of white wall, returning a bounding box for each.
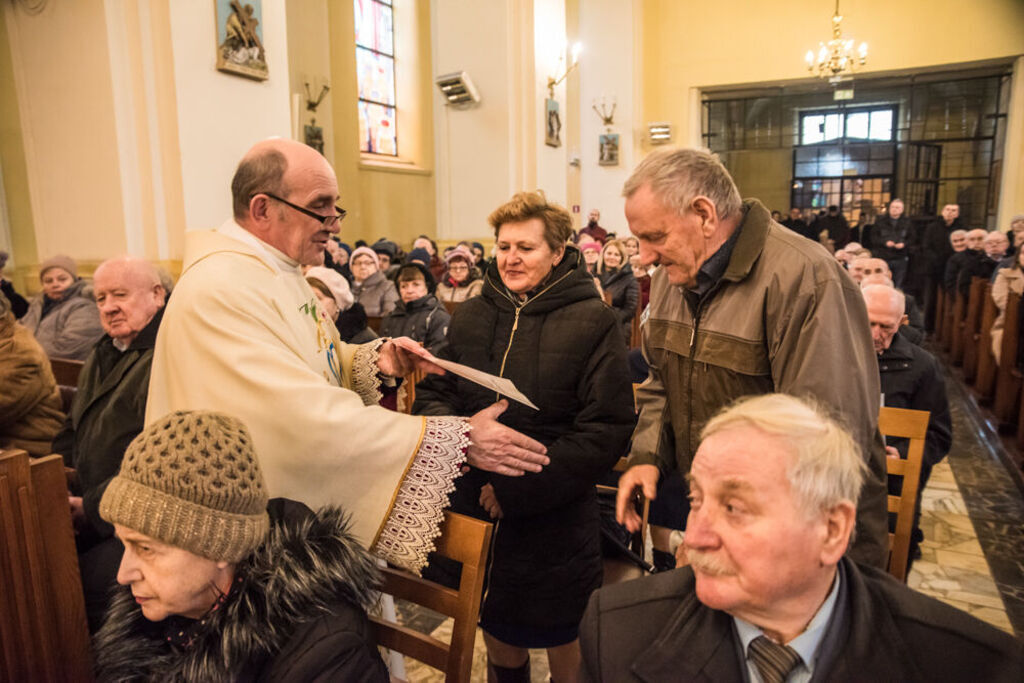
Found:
[169,0,292,231]
[534,0,568,205]
[578,0,635,237]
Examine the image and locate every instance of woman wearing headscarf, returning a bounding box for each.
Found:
[20,255,104,360]
[436,247,484,303]
[348,246,399,317]
[597,239,639,344]
[415,191,634,682]
[305,266,378,345]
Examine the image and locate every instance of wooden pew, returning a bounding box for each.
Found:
[0,450,92,682]
[933,287,945,339]
[442,300,460,316]
[939,288,955,351]
[960,277,986,382]
[974,283,998,400]
[949,288,967,364]
[49,357,84,387]
[992,292,1021,424]
[366,316,382,334]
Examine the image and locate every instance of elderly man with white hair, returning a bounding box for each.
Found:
[615,147,888,568]
[581,394,1021,682]
[51,255,167,631]
[864,284,951,565]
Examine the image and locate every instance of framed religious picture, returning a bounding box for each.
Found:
[599,133,620,166]
[545,98,562,148]
[215,0,269,80]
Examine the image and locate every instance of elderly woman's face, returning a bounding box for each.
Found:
[351,254,377,282]
[41,268,74,300]
[447,259,471,283]
[114,524,233,622]
[496,218,564,294]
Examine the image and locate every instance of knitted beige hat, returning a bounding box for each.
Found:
[39,254,78,280]
[99,411,270,562]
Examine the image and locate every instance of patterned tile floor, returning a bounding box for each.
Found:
[389,367,1024,679]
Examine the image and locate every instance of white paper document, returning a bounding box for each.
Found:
[393,338,539,410]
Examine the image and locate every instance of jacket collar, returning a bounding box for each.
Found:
[878,331,913,363]
[93,502,381,682]
[722,199,772,283]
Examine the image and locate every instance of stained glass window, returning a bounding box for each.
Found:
[355,0,396,156]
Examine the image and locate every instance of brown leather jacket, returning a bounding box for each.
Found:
[630,199,888,567]
[0,312,64,455]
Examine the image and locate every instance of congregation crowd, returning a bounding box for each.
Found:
[1,141,1021,681]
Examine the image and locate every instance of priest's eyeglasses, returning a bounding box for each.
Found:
[257,192,347,228]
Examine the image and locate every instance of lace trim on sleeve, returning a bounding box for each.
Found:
[352,337,387,406]
[372,416,470,574]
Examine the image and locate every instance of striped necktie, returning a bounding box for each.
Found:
[748,635,803,683]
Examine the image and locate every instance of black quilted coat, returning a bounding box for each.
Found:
[414,246,634,635]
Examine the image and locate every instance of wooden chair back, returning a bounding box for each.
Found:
[960,277,986,381]
[993,291,1021,423]
[49,357,84,387]
[0,450,93,682]
[974,284,998,399]
[366,316,382,334]
[878,407,929,583]
[371,512,492,683]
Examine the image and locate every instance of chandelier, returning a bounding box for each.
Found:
[805,0,868,83]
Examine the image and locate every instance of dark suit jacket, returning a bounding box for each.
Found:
[580,557,1022,682]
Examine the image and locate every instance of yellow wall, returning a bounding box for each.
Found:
[0,6,36,290]
[638,0,1024,222]
[328,0,437,249]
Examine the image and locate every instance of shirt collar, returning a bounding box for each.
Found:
[216,219,301,274]
[688,221,743,298]
[733,567,841,678]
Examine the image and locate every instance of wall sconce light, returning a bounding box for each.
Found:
[648,122,672,144]
[435,71,481,106]
[547,42,582,99]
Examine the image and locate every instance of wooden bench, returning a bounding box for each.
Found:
[949,288,967,364]
[974,284,998,400]
[993,291,1021,424]
[0,449,92,681]
[960,277,986,381]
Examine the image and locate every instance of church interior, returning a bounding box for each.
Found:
[1,0,1023,680]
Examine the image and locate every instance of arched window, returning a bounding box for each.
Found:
[354,0,397,156]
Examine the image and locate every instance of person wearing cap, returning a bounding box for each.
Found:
[437,246,484,303]
[371,238,400,279]
[380,262,450,356]
[92,410,388,681]
[350,245,399,317]
[0,291,63,456]
[147,138,550,579]
[19,254,104,361]
[305,265,377,345]
[580,240,601,275]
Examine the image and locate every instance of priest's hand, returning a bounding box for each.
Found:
[376,336,445,377]
[615,464,660,532]
[467,400,549,476]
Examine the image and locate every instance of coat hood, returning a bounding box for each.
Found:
[481,245,599,315]
[93,501,380,682]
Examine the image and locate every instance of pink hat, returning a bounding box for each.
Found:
[349,246,380,270]
[445,246,475,266]
[580,241,601,254]
[305,266,354,311]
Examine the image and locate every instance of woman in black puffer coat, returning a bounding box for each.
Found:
[414,191,634,683]
[598,239,639,344]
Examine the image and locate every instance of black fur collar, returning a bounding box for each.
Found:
[92,502,380,682]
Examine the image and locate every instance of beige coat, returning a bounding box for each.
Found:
[146,221,450,567]
[990,267,1024,363]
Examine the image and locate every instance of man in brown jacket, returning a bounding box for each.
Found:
[0,291,63,455]
[615,147,888,568]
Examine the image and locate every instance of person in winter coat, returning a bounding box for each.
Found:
[0,250,29,318]
[598,240,639,344]
[581,240,601,275]
[436,246,484,303]
[991,248,1024,363]
[19,254,104,361]
[380,262,450,355]
[414,191,634,683]
[92,410,389,682]
[349,246,399,317]
[306,265,378,345]
[871,199,912,287]
[0,291,63,456]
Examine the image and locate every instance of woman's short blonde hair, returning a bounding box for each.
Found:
[488,191,573,252]
[600,239,629,274]
[700,393,866,519]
